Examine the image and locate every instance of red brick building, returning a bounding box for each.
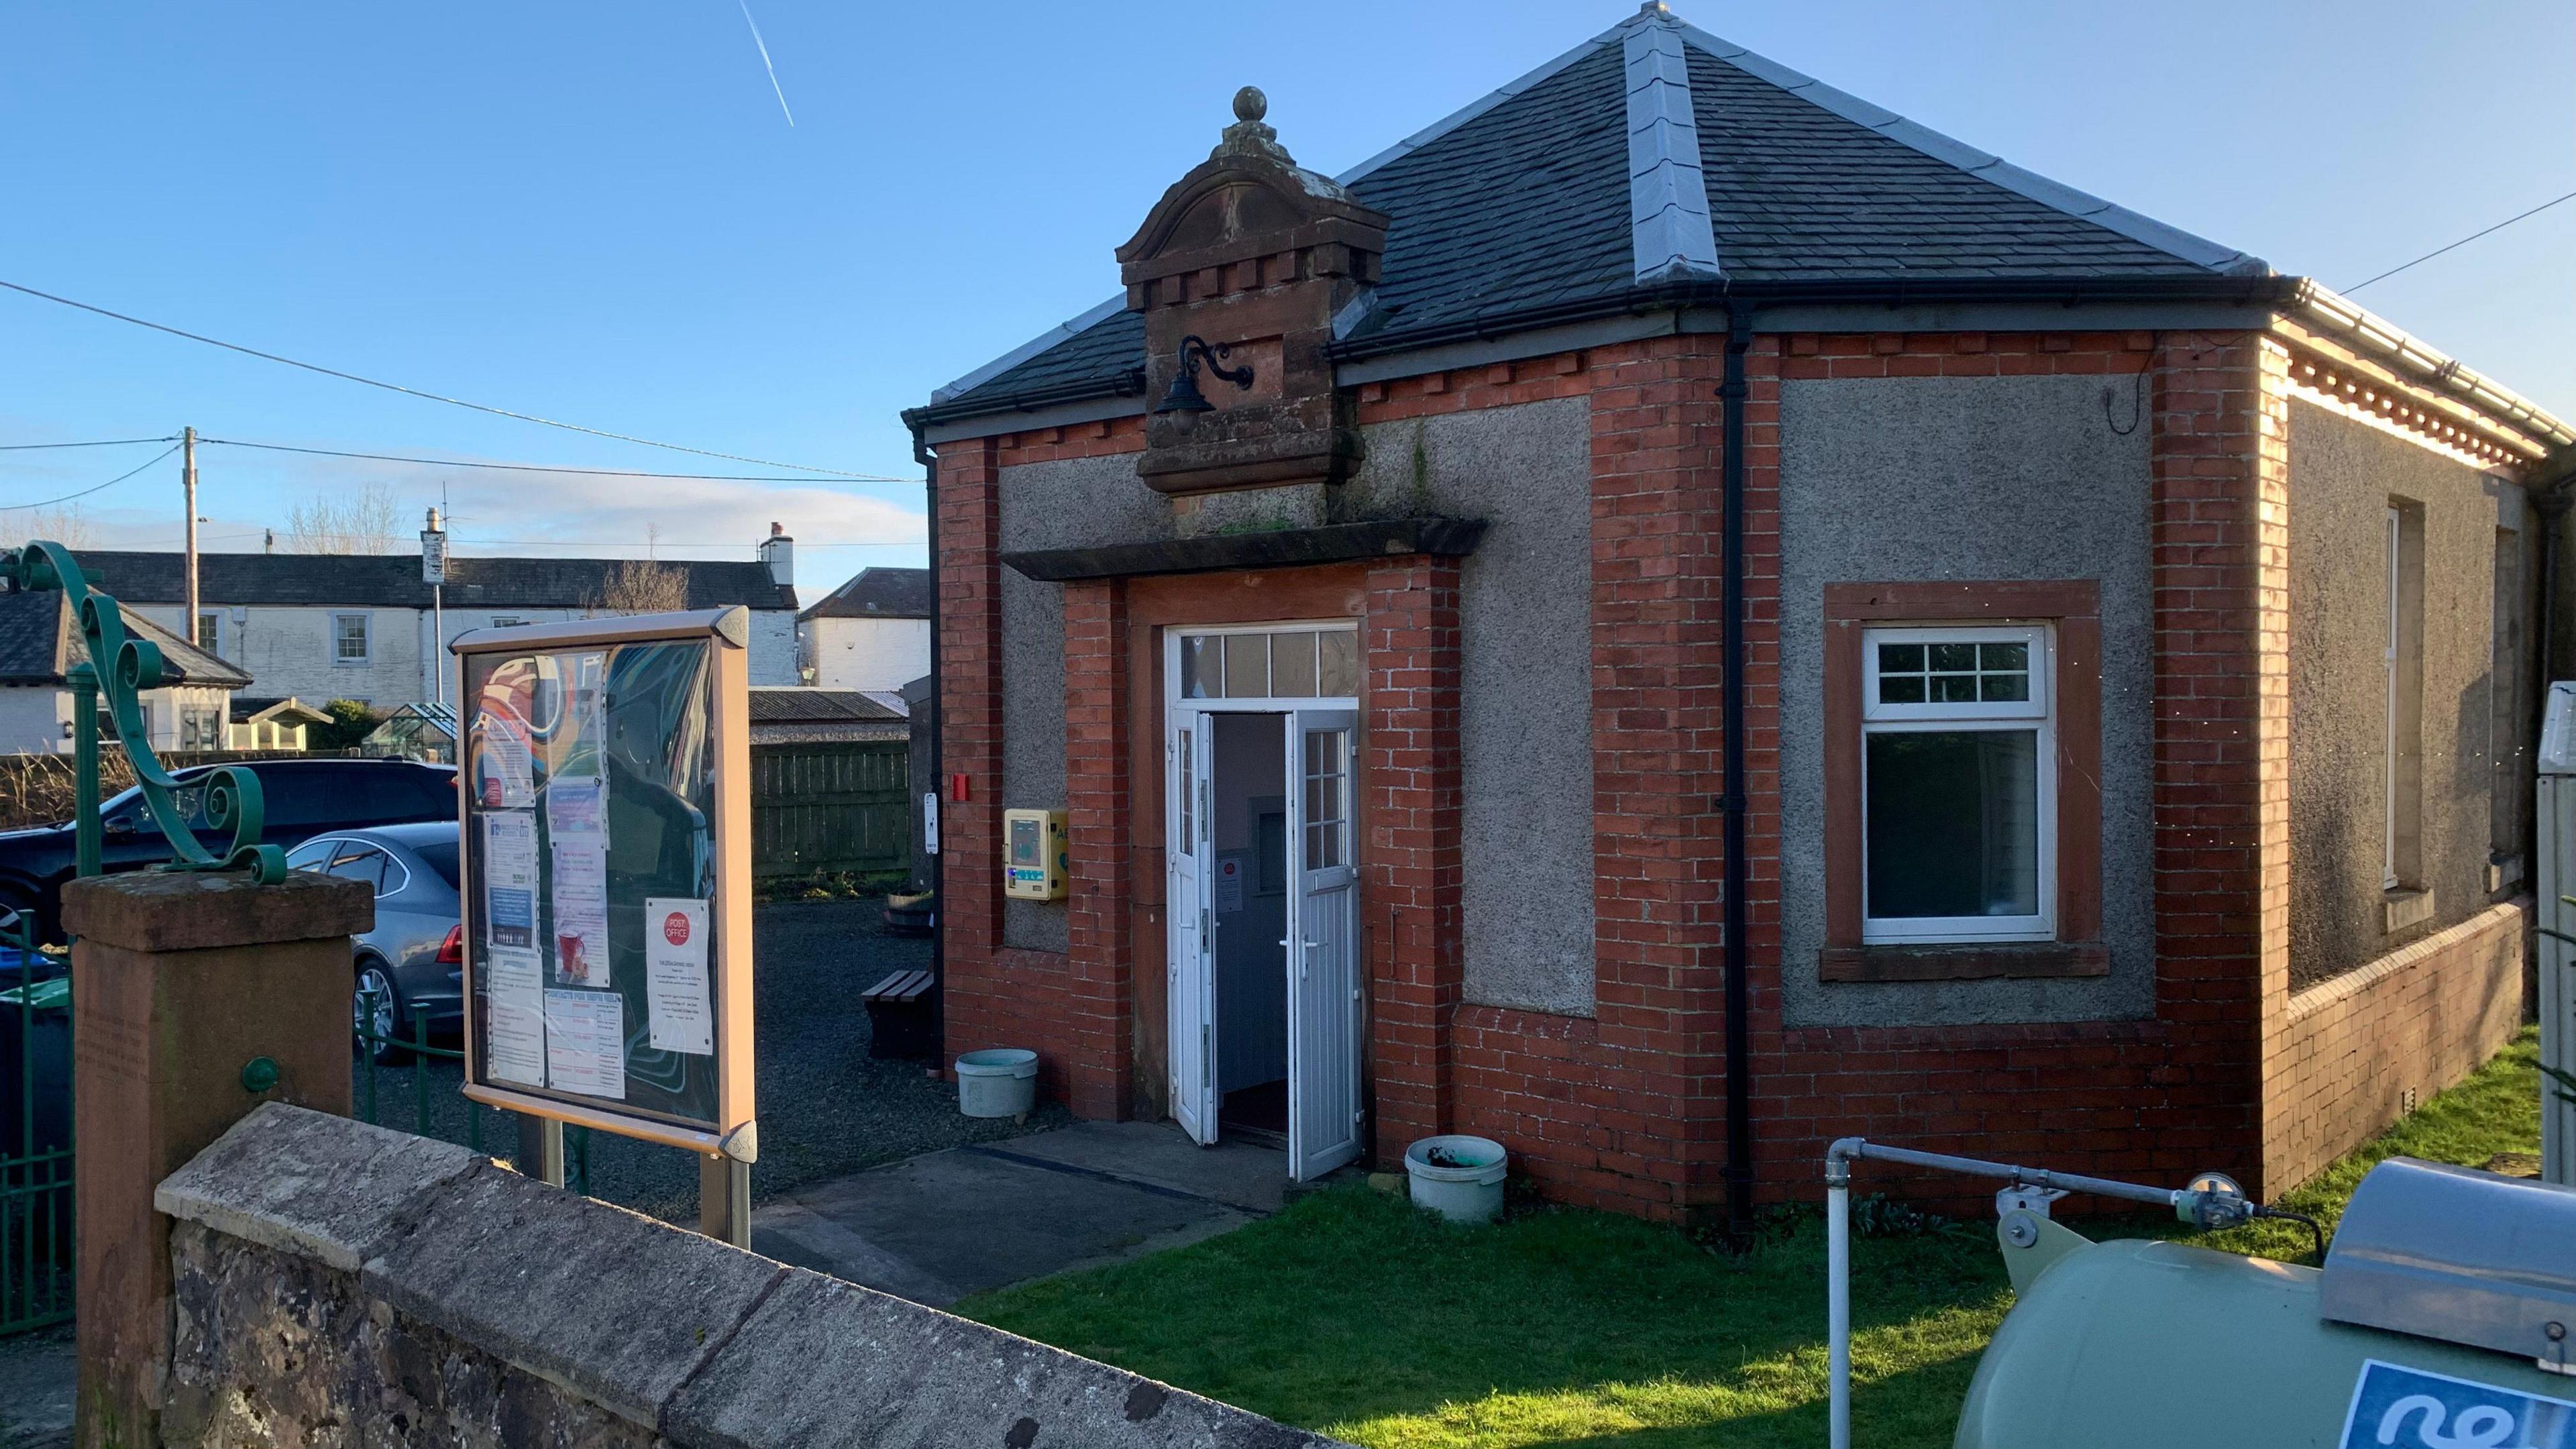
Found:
[902,4,2572,1226]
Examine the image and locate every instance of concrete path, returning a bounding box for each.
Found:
[0,1328,72,1448]
[750,1121,1290,1307]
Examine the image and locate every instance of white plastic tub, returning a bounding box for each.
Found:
[1404,1134,1509,1224]
[955,1049,1039,1119]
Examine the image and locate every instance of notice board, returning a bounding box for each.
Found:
[453,607,756,1161]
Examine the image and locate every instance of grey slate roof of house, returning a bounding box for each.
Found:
[747,688,908,724]
[0,589,252,690]
[919,4,2273,423]
[72,551,798,612]
[798,566,932,622]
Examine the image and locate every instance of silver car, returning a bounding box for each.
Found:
[285,821,462,1065]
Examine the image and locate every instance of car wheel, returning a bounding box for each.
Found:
[353,963,413,1066]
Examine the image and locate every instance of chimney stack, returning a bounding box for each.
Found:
[758,522,794,589]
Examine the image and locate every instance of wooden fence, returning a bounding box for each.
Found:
[749,741,910,879]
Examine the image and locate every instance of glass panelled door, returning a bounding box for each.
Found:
[1168,710,1216,1144]
[1285,709,1362,1180]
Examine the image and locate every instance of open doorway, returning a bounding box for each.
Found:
[1166,623,1364,1181]
[1210,714,1289,1139]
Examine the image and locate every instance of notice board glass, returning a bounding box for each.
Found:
[455,610,755,1157]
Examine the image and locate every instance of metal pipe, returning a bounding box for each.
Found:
[912,426,945,1006]
[1835,1137,2186,1208]
[1821,1136,2212,1449]
[1826,1139,1854,1449]
[1719,312,1756,1242]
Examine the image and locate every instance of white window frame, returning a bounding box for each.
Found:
[195,610,223,657]
[1171,621,1362,706]
[332,612,372,666]
[2383,506,2401,890]
[1859,623,2056,945]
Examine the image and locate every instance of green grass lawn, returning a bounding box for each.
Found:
[959,1030,2543,1449]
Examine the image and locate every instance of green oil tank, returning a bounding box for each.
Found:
[1953,1157,2576,1448]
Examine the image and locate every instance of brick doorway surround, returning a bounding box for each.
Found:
[941,527,1464,1155]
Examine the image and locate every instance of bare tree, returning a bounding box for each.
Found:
[22,504,94,551]
[586,558,692,614]
[285,482,402,554]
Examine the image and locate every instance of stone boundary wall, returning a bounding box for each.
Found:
[2262,899,2527,1193]
[154,1104,1335,1448]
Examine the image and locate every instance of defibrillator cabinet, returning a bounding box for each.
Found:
[1003,808,1069,900]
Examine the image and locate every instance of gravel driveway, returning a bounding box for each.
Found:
[357,897,1067,1224]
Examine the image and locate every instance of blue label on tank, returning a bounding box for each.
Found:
[2342,1360,2576,1449]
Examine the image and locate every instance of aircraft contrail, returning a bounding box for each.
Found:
[735,0,794,128]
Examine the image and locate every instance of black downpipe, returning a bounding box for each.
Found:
[1719,312,1755,1243]
[912,426,945,1005]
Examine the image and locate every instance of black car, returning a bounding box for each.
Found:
[0,757,458,940]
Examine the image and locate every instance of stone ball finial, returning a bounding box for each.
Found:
[1233,87,1267,124]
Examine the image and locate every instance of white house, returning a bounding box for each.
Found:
[797,567,930,691]
[0,586,248,755]
[79,531,801,715]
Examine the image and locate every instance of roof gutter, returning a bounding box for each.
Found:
[902,368,1148,433]
[1328,272,2303,364]
[2288,280,2573,454]
[905,274,2305,433]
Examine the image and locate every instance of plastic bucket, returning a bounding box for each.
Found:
[955,1049,1040,1119]
[1404,1134,1509,1224]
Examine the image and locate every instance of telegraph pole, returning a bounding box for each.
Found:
[182,426,201,645]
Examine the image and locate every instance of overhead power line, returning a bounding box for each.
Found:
[198,436,908,484]
[0,435,178,451]
[0,278,881,478]
[2345,187,2576,294]
[0,443,181,511]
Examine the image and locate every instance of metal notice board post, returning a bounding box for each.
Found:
[451,606,757,1244]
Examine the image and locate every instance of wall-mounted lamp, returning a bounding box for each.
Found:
[1153,335,1255,414]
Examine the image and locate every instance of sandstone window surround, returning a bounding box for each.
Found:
[1819,580,2107,984]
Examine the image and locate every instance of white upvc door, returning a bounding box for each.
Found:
[1285,708,1362,1180]
[1167,708,1218,1144]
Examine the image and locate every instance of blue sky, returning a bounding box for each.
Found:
[3,2,2566,602]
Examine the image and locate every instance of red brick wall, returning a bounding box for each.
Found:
[934,432,1007,1044]
[1362,557,1466,1154]
[1058,578,1133,1118]
[933,325,2532,1219]
[2265,901,2526,1190]
[934,425,1144,1113]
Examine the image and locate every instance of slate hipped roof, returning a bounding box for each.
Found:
[70,551,798,612]
[0,590,252,689]
[919,3,2276,423]
[798,566,932,622]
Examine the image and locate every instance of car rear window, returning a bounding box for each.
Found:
[412,839,460,889]
[251,763,455,828]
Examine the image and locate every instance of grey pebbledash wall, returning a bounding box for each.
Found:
[996,451,1172,953]
[1776,373,2157,1029]
[2285,399,2517,987]
[1349,397,1598,1016]
[156,1104,1335,1449]
[991,400,1597,1016]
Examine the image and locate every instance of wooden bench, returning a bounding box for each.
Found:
[860,969,938,1060]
